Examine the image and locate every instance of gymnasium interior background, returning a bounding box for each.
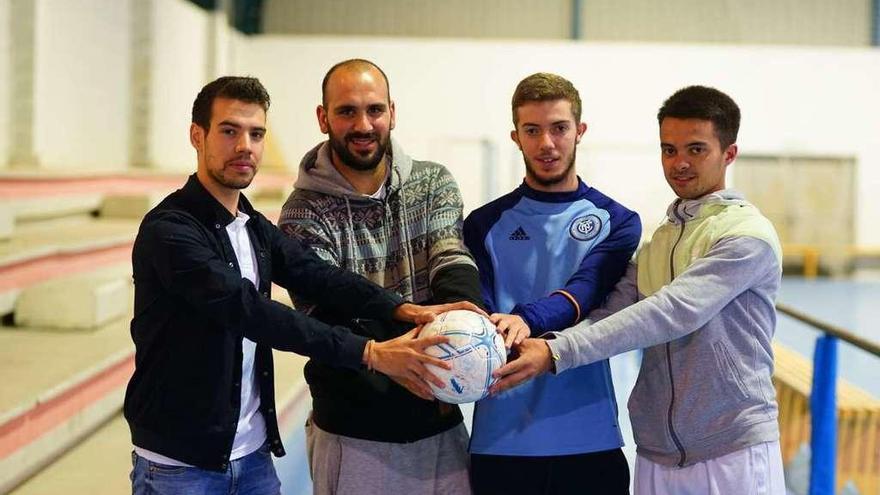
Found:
[0,1,878,494]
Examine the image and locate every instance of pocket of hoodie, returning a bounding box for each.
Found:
[713,341,751,401]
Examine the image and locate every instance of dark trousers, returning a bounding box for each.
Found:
[471,448,630,495]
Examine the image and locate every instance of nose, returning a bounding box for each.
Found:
[235,133,252,154]
[673,156,690,171]
[538,131,554,150]
[353,111,372,132]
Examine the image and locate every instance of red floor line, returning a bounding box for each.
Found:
[0,352,135,459]
[0,173,293,198]
[0,243,134,293]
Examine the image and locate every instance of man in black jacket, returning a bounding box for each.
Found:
[125,76,480,495]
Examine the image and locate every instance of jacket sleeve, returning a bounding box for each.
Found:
[276,197,340,315]
[430,264,487,310]
[277,198,341,267]
[585,261,640,322]
[547,236,779,373]
[276,198,408,341]
[144,213,371,369]
[463,210,498,313]
[266,215,405,322]
[425,164,481,304]
[512,210,642,333]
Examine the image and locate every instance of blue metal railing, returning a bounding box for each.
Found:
[873,0,880,46]
[571,0,582,40]
[776,303,880,495]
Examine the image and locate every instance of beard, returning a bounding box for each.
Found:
[204,146,256,190]
[209,165,254,190]
[523,148,577,188]
[328,129,391,171]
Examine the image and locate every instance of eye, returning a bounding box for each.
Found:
[221,128,236,136]
[688,146,705,155]
[337,108,355,117]
[367,105,385,116]
[251,131,265,141]
[661,147,675,157]
[552,124,569,134]
[524,127,540,136]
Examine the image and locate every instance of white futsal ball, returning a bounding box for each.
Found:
[420,310,507,404]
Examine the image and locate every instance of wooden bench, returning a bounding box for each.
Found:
[773,343,880,495]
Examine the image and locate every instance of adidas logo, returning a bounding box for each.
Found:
[509,226,530,241]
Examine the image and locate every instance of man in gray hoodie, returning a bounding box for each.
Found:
[490,86,787,494]
[278,59,483,494]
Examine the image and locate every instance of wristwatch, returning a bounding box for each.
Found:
[541,337,561,375]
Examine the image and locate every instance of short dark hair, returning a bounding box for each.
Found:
[657,85,740,148]
[191,76,270,131]
[511,73,582,126]
[321,59,390,108]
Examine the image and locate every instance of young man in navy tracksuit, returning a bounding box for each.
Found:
[464,72,641,494]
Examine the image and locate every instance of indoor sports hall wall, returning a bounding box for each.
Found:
[0,1,8,166]
[4,0,129,170]
[1,0,241,172]
[2,0,879,246]
[237,37,880,244]
[262,0,874,46]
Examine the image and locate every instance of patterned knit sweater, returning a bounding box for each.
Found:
[276,138,482,442]
[278,138,477,305]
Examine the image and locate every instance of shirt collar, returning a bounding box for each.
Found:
[665,188,746,224]
[178,174,257,229]
[517,177,589,203]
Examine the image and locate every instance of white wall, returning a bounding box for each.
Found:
[0,0,9,168]
[209,8,241,79]
[147,0,211,171]
[263,0,571,40]
[581,0,872,46]
[11,1,880,246]
[236,37,880,245]
[31,0,131,170]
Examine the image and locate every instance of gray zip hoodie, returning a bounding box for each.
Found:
[547,190,782,467]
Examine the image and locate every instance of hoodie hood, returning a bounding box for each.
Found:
[294,137,413,201]
[665,189,748,224]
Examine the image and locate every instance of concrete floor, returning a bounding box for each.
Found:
[9,352,308,495]
[7,276,878,495]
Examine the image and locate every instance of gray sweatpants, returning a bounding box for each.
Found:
[305,417,471,495]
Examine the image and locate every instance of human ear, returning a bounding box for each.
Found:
[316,105,330,134]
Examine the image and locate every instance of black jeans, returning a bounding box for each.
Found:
[471,448,630,495]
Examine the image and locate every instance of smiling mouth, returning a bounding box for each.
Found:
[535,156,559,167]
[349,139,378,157]
[347,133,378,146]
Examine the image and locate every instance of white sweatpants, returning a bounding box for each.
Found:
[634,440,786,495]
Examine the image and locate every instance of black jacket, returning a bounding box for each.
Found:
[123,174,403,471]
